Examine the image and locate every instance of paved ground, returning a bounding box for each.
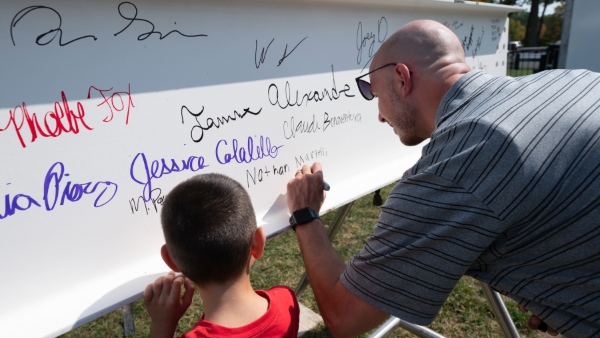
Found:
[298,303,324,336]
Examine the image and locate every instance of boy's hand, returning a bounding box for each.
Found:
[144,272,195,338]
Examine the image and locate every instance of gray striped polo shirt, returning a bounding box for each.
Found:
[341,69,600,337]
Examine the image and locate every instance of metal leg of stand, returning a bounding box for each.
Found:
[368,316,446,338]
[293,202,519,338]
[479,282,520,338]
[294,202,354,297]
[368,283,521,338]
[122,304,136,336]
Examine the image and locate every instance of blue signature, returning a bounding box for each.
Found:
[1,162,118,220]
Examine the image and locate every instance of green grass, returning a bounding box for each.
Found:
[507,69,534,77]
[61,183,538,338]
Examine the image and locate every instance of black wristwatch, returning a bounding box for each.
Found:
[289,207,320,231]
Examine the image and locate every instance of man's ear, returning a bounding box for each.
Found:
[394,63,412,97]
[160,244,181,272]
[250,227,266,260]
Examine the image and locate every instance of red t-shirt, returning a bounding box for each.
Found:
[179,286,300,338]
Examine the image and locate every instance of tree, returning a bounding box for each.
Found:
[509,10,529,42]
[524,0,540,46]
[482,0,565,47]
[479,0,564,46]
[509,18,526,42]
[539,2,565,45]
[510,10,529,26]
[537,0,559,42]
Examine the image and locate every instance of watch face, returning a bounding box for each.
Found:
[295,208,312,222]
[291,207,319,225]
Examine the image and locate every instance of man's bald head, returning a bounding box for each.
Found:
[369,20,471,146]
[373,20,467,74]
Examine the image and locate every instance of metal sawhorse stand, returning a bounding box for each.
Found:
[294,202,520,338]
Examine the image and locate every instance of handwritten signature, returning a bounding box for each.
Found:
[44,162,118,210]
[114,2,207,41]
[268,65,354,109]
[88,84,135,124]
[294,147,327,168]
[10,2,207,47]
[10,6,97,46]
[216,135,283,165]
[461,25,484,57]
[283,115,321,139]
[323,112,362,131]
[1,91,93,148]
[255,36,308,68]
[130,152,209,202]
[356,17,387,67]
[180,105,262,143]
[129,187,164,215]
[0,162,118,220]
[283,112,361,139]
[246,163,290,188]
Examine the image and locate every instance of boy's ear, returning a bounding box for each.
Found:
[250,227,266,260]
[160,244,181,272]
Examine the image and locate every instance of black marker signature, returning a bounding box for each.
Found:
[255,38,275,68]
[472,27,484,57]
[268,65,354,109]
[278,36,308,66]
[356,17,387,68]
[10,6,98,46]
[180,105,262,143]
[294,147,327,168]
[129,187,164,215]
[114,2,207,40]
[462,25,474,51]
[246,163,290,188]
[461,25,484,57]
[255,37,308,68]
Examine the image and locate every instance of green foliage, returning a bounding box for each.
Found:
[509,18,526,42]
[510,11,530,27]
[488,0,565,46]
[61,184,538,338]
[538,2,565,45]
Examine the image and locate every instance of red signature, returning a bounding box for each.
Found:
[1,91,93,148]
[2,85,135,148]
[88,83,135,124]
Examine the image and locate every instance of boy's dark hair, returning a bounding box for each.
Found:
[161,173,257,286]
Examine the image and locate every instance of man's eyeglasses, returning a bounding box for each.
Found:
[355,63,397,101]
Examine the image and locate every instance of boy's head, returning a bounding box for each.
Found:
[160,173,260,286]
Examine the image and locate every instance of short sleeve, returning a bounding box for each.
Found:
[341,173,507,324]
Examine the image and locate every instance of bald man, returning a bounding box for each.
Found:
[287,20,600,337]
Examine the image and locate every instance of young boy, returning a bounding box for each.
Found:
[143,173,300,338]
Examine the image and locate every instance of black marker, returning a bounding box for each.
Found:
[323,181,330,191]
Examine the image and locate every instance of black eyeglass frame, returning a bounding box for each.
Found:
[355,63,398,100]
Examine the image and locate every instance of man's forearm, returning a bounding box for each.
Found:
[295,218,347,296]
[295,219,388,337]
[288,162,389,336]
